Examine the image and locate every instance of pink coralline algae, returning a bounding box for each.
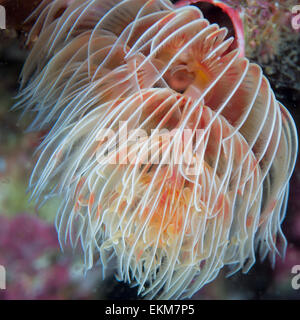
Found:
[0,214,93,299]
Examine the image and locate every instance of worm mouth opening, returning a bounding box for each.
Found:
[164,64,195,94]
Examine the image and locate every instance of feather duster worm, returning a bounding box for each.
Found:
[15,0,297,299]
